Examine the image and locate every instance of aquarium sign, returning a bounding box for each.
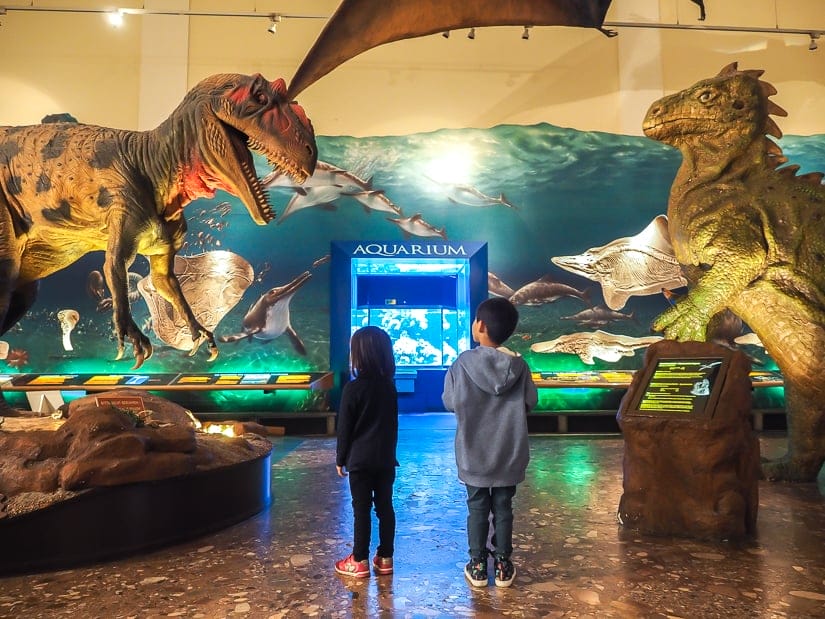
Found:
[352,243,467,257]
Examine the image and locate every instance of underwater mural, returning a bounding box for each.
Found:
[1,120,821,412]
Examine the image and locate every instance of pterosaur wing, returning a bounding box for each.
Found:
[288,0,613,97]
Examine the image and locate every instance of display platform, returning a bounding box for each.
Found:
[0,449,272,576]
[0,371,334,392]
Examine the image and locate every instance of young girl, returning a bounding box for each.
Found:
[335,326,399,578]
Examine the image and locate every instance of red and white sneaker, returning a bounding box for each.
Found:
[372,555,394,575]
[335,554,370,578]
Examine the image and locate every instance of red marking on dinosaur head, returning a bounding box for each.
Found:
[186,73,318,225]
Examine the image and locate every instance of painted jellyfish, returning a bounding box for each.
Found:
[57,309,80,351]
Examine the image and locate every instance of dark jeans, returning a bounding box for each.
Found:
[349,467,396,562]
[465,484,517,560]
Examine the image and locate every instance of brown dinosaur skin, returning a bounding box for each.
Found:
[288,0,613,98]
[0,74,317,412]
[643,63,825,482]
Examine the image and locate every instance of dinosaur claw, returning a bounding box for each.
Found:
[131,354,145,370]
[115,346,125,361]
[207,348,219,362]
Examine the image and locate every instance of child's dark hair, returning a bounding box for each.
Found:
[475,297,519,346]
[350,326,396,378]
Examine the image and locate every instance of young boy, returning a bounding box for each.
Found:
[442,297,538,588]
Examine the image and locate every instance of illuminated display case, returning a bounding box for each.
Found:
[331,241,487,411]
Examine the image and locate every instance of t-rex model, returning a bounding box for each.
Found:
[0,74,317,413]
[643,63,825,482]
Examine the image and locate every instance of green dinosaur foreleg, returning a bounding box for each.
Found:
[653,222,766,341]
[147,253,219,362]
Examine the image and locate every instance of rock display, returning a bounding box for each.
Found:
[0,389,272,519]
[617,340,760,540]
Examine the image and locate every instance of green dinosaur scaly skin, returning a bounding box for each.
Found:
[0,74,317,408]
[643,63,825,481]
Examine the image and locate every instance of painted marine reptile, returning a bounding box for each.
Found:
[643,63,825,482]
[0,73,317,413]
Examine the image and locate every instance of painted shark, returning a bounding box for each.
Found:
[264,160,373,193]
[509,275,590,306]
[386,213,447,239]
[278,185,357,223]
[561,305,634,328]
[352,190,403,216]
[219,271,312,355]
[530,330,663,365]
[551,215,688,311]
[488,272,515,298]
[426,176,516,209]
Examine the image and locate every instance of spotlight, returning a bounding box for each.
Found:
[522,26,531,40]
[467,28,475,40]
[809,32,820,51]
[106,9,124,28]
[442,31,450,39]
[267,14,281,35]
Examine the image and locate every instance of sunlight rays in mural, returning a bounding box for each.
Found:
[422,144,476,184]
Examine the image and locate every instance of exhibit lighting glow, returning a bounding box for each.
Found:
[106,9,124,27]
[424,145,475,184]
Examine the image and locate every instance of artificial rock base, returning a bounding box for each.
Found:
[616,340,760,540]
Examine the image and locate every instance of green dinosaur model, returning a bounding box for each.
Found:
[643,63,825,482]
[0,74,317,413]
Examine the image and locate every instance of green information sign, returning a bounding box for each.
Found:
[626,355,730,418]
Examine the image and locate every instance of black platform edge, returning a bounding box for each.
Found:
[0,449,272,576]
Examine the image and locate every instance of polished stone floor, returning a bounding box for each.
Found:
[2,414,825,618]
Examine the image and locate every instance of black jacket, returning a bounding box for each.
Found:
[336,375,398,471]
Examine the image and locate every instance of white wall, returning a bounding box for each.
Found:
[0,0,822,136]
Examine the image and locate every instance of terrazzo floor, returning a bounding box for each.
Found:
[2,414,825,618]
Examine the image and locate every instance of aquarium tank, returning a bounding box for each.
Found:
[351,260,471,367]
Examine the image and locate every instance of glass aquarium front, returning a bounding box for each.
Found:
[351,257,471,368]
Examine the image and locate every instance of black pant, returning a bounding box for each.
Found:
[465,484,517,560]
[349,467,396,562]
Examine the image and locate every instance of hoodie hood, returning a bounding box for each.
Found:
[456,345,526,396]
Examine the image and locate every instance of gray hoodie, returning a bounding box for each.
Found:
[442,345,538,487]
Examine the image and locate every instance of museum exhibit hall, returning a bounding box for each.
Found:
[0,0,824,617]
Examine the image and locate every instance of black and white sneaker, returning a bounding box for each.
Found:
[464,557,488,587]
[494,556,516,587]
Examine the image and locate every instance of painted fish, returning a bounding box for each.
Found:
[57,309,80,351]
[426,176,516,209]
[352,190,403,216]
[562,305,634,327]
[509,275,590,306]
[530,330,663,365]
[488,272,515,298]
[219,271,312,355]
[264,160,373,193]
[734,332,765,348]
[551,215,687,311]
[386,213,447,239]
[138,251,255,351]
[278,185,355,223]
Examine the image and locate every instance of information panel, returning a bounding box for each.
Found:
[625,356,729,418]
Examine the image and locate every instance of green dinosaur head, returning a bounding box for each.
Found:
[642,62,787,162]
[181,73,317,225]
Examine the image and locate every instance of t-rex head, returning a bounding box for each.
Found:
[183,73,317,225]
